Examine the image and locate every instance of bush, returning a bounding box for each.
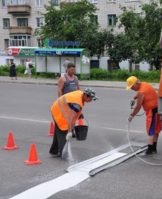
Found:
[90,68,109,80]
[111,69,130,81]
[0,64,161,82]
[16,65,25,74]
[0,65,9,76]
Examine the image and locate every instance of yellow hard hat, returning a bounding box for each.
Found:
[126,76,137,90]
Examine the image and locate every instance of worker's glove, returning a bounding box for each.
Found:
[128,115,133,122]
[66,132,72,141]
[130,100,135,109]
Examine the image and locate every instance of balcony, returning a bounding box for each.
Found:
[9,26,32,34]
[8,5,31,16]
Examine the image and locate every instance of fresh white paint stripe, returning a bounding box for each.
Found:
[74,152,126,173]
[67,144,129,172]
[10,150,126,199]
[10,171,89,199]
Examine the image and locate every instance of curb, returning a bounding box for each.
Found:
[0,76,159,90]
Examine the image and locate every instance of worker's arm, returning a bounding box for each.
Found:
[68,103,82,131]
[75,76,80,90]
[57,77,64,97]
[131,92,144,117]
[77,82,80,90]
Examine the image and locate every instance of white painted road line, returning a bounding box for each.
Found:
[0,115,144,134]
[10,149,126,199]
[75,152,126,173]
[0,115,49,123]
[67,143,129,172]
[9,141,146,199]
[10,171,89,199]
[102,126,144,134]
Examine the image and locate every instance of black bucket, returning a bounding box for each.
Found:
[75,125,88,141]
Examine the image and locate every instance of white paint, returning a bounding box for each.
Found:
[10,171,89,199]
[67,144,128,172]
[10,148,126,199]
[73,153,126,173]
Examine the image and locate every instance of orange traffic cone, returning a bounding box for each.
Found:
[2,132,19,150]
[25,143,41,165]
[77,118,84,126]
[48,121,55,136]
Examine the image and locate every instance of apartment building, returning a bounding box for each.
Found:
[0,0,155,51]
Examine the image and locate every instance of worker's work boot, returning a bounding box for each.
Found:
[145,144,153,155]
[152,142,157,153]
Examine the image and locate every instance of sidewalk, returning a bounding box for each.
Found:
[0,76,159,90]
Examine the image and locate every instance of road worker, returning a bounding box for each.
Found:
[126,76,161,155]
[49,88,98,158]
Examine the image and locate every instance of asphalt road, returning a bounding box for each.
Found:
[0,82,162,199]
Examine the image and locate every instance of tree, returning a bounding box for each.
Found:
[119,1,162,69]
[39,0,98,49]
[108,33,133,63]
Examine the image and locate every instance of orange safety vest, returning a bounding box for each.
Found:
[139,82,161,134]
[139,82,158,111]
[51,90,84,131]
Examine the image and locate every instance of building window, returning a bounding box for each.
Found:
[35,0,43,6]
[3,18,10,29]
[3,0,27,5]
[51,0,59,5]
[108,14,116,26]
[9,35,31,46]
[4,39,9,49]
[36,17,44,27]
[2,0,8,7]
[17,18,28,27]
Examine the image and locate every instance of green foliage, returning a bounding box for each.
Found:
[0,65,160,83]
[0,65,9,76]
[108,34,133,62]
[41,0,98,44]
[90,68,160,82]
[16,65,25,74]
[111,69,130,80]
[90,68,108,80]
[119,3,162,64]
[36,72,56,78]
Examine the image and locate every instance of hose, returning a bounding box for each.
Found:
[127,110,162,166]
[127,98,162,165]
[127,121,162,166]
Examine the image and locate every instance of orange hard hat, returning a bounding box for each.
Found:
[126,76,137,90]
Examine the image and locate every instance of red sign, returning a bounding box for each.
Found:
[8,48,20,56]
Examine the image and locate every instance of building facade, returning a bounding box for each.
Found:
[0,0,156,51]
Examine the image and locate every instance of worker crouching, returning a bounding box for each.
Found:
[49,88,98,158]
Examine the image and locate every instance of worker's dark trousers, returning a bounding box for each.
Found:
[49,121,67,156]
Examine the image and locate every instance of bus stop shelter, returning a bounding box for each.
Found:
[34,48,90,76]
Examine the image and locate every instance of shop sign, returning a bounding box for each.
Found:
[8,48,20,56]
[8,47,36,57]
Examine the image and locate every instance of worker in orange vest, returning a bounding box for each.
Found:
[126,76,161,155]
[49,88,98,158]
